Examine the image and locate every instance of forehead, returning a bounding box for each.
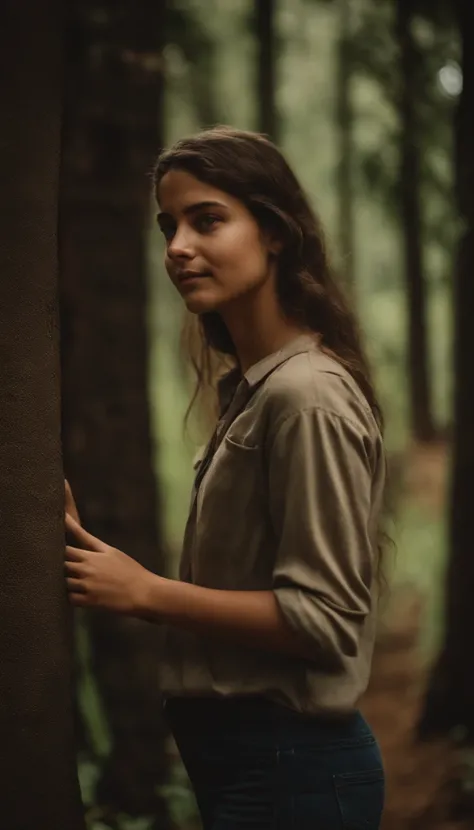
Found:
[157,169,237,214]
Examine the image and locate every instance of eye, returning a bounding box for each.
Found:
[157,216,176,241]
[159,223,175,242]
[194,213,221,233]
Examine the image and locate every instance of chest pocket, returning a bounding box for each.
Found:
[194,435,267,587]
[199,434,260,508]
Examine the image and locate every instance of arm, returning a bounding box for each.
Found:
[65,404,379,666]
[268,406,378,665]
[140,576,317,661]
[64,517,316,660]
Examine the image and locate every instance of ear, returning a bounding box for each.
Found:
[263,230,283,257]
[269,240,283,256]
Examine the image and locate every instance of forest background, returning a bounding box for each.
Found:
[1,1,472,829]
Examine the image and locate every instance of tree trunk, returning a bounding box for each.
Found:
[60,1,170,823]
[0,2,85,827]
[396,0,436,442]
[190,46,219,129]
[418,0,474,741]
[335,0,356,302]
[178,19,219,128]
[256,0,278,140]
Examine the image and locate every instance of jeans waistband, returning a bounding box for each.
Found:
[163,695,371,744]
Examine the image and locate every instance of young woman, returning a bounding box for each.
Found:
[65,127,386,829]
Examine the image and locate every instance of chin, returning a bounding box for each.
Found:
[182,289,224,315]
[183,296,220,315]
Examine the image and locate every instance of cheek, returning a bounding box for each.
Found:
[163,249,174,273]
[217,224,268,269]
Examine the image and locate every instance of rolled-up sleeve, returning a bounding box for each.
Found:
[269,406,375,665]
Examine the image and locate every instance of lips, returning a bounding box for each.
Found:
[177,270,211,285]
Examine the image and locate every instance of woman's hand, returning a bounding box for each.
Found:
[65,479,81,525]
[64,513,152,614]
[64,517,318,658]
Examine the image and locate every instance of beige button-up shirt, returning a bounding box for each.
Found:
[160,334,386,715]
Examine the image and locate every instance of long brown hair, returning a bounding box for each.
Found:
[155,127,392,582]
[154,126,383,433]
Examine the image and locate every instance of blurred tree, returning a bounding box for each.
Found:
[335,0,356,300]
[353,2,457,251]
[60,1,171,825]
[167,2,219,128]
[419,0,474,752]
[256,0,278,139]
[395,0,436,440]
[0,1,85,827]
[348,0,458,438]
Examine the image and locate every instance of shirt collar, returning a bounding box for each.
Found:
[217,333,319,414]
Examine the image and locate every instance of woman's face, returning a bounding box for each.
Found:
[157,170,276,314]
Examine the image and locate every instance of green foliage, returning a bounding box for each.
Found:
[392,499,447,657]
[166,1,221,127]
[76,615,111,759]
[158,757,199,827]
[350,0,459,258]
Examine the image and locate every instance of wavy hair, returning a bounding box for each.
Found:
[154,126,383,433]
[154,127,391,582]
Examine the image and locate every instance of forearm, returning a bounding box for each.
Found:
[139,574,314,661]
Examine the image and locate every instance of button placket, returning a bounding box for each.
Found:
[183,382,251,583]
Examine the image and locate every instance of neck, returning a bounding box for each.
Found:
[219,275,308,374]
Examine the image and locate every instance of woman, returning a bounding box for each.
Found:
[65,126,386,829]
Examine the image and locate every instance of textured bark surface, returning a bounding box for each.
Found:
[0,1,85,828]
[60,2,170,821]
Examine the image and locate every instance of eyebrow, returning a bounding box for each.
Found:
[157,200,228,223]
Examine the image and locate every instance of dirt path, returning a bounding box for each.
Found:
[361,589,468,830]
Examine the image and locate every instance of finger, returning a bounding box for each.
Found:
[64,559,87,576]
[65,513,107,552]
[64,480,80,521]
[66,577,87,594]
[65,545,89,562]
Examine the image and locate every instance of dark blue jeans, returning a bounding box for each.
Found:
[164,696,384,829]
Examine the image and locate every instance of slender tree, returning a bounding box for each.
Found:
[0,1,85,827]
[256,0,278,139]
[419,0,474,742]
[335,0,357,300]
[396,0,437,441]
[60,1,170,824]
[350,0,457,438]
[169,4,220,128]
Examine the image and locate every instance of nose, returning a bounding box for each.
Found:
[167,226,195,261]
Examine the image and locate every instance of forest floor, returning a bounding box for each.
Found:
[361,439,471,830]
[403,439,449,514]
[361,586,469,830]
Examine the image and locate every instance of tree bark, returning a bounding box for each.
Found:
[396,0,436,442]
[0,1,85,827]
[335,0,356,302]
[60,1,170,822]
[256,0,278,140]
[418,0,474,740]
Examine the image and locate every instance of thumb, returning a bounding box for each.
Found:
[65,512,108,552]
